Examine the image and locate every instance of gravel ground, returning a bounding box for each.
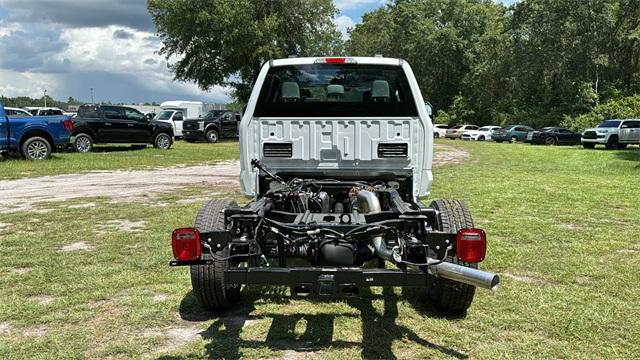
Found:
[0,145,468,213]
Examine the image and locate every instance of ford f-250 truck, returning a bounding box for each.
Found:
[169,57,500,315]
[0,102,72,160]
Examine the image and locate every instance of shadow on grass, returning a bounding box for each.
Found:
[165,286,468,360]
[614,148,640,167]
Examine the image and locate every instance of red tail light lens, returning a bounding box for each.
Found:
[172,228,201,261]
[456,228,486,263]
[314,57,357,64]
[62,120,73,132]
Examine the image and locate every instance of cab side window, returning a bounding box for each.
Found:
[103,106,124,120]
[124,108,145,122]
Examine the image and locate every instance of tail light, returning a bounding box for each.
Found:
[314,57,357,64]
[456,228,486,263]
[62,120,74,132]
[172,228,201,261]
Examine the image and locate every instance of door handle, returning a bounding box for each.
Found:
[128,124,134,127]
[104,122,112,126]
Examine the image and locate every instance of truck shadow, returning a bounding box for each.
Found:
[168,287,468,359]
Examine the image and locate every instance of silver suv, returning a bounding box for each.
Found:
[582,119,640,149]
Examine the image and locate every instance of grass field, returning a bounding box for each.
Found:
[0,140,638,359]
[0,141,239,180]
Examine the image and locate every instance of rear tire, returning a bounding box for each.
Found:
[478,135,485,141]
[153,132,172,149]
[190,199,241,310]
[73,133,93,153]
[510,136,518,143]
[22,137,52,160]
[427,199,477,314]
[545,137,557,146]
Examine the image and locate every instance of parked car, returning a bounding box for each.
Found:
[581,119,640,149]
[433,123,448,138]
[168,56,499,315]
[528,127,581,145]
[156,101,205,138]
[461,126,501,141]
[445,124,479,139]
[24,107,65,116]
[492,125,534,143]
[4,107,33,117]
[71,104,174,152]
[182,110,240,143]
[1,102,72,160]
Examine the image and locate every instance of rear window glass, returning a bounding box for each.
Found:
[254,64,418,117]
[78,105,99,118]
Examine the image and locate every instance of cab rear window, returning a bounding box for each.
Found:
[254,64,418,117]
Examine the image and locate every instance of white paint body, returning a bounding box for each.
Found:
[157,101,204,137]
[239,57,433,201]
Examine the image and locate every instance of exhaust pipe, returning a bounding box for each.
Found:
[429,261,500,290]
[356,190,396,261]
[356,189,500,291]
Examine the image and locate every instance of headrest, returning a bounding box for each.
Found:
[371,80,390,100]
[327,84,345,97]
[281,82,300,100]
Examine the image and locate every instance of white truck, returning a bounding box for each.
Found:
[169,57,499,314]
[155,101,204,137]
[581,119,640,149]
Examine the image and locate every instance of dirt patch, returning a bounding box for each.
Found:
[10,267,30,275]
[502,272,551,285]
[95,220,146,234]
[68,202,96,209]
[617,249,639,254]
[157,326,203,353]
[0,222,10,230]
[30,295,57,305]
[59,241,94,252]
[23,326,48,337]
[152,293,171,302]
[559,223,583,231]
[0,321,13,335]
[433,144,471,166]
[0,161,240,213]
[281,349,323,360]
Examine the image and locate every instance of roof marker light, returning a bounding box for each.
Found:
[314,57,357,64]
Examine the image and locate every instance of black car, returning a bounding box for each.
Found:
[182,110,240,143]
[528,127,581,145]
[71,104,174,152]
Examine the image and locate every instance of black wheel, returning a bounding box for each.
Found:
[605,136,620,150]
[205,129,219,143]
[582,142,595,149]
[153,132,172,149]
[22,137,52,160]
[510,136,518,143]
[427,199,477,314]
[434,132,440,138]
[73,133,93,153]
[190,199,242,310]
[478,135,485,141]
[545,137,557,146]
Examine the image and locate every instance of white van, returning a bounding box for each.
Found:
[155,101,204,137]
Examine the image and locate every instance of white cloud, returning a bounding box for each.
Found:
[334,0,383,11]
[334,15,356,39]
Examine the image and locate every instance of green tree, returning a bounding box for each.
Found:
[148,0,343,102]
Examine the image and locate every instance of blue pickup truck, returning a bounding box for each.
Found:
[0,102,72,160]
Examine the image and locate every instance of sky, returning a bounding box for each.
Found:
[0,0,517,105]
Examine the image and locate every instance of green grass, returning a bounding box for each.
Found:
[0,140,239,180]
[0,141,638,359]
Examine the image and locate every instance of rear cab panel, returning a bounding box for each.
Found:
[239,57,433,200]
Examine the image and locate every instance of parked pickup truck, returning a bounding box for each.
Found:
[581,119,640,149]
[0,102,72,160]
[182,110,240,143]
[71,104,174,152]
[169,56,499,315]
